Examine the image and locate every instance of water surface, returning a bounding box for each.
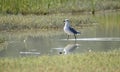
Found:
[0,28,120,57]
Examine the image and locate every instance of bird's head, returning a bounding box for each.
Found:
[63,19,69,23]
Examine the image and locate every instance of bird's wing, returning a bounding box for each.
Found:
[69,27,78,34]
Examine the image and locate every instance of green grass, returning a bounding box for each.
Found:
[0,11,120,34]
[0,35,6,52]
[0,13,95,31]
[0,0,120,15]
[0,35,5,43]
[0,49,120,72]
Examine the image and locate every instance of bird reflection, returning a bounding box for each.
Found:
[59,43,80,54]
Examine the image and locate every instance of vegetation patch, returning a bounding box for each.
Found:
[0,14,96,31]
[0,36,5,43]
[0,49,120,72]
[0,0,120,15]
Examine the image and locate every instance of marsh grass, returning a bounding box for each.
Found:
[0,35,6,52]
[0,0,120,15]
[0,11,120,34]
[0,35,5,43]
[0,13,95,31]
[0,38,4,43]
[0,49,120,72]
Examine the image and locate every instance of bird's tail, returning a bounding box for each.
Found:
[77,31,81,35]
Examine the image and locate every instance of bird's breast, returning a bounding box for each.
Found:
[64,26,74,35]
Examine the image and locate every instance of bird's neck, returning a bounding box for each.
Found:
[65,22,70,27]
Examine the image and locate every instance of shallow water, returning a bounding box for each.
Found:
[0,28,120,57]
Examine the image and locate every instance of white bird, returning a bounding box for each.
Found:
[63,19,80,40]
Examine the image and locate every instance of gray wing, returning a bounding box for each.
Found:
[69,27,78,34]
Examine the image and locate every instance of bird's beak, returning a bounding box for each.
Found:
[63,20,65,23]
[63,20,65,25]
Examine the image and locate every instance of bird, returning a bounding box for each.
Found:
[63,19,80,40]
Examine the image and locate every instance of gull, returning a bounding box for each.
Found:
[63,19,80,40]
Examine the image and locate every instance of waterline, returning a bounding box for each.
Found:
[61,37,120,41]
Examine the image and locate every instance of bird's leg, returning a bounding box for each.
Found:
[74,34,76,40]
[74,34,77,43]
[67,35,69,40]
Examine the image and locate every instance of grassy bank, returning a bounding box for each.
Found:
[0,13,95,31]
[0,49,119,72]
[0,0,120,15]
[0,11,120,33]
